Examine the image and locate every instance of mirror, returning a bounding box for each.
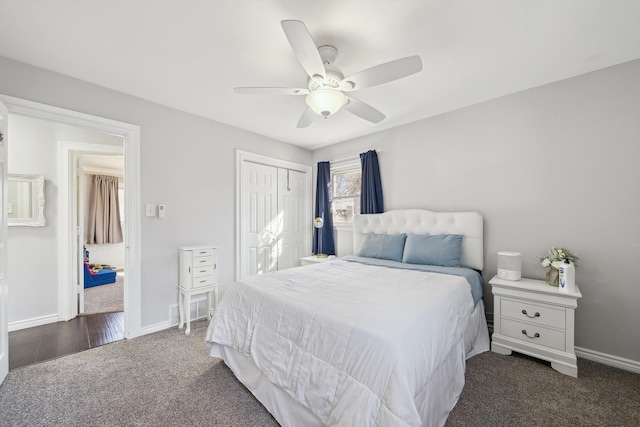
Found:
[8,173,45,227]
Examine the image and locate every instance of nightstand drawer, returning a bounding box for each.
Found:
[502,298,565,329]
[501,318,566,351]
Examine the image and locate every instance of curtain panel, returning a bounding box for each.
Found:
[360,150,384,214]
[87,174,123,244]
[313,161,336,256]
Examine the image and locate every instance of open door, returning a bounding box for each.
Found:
[73,153,85,315]
[0,100,9,384]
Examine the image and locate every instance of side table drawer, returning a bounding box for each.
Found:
[192,275,215,288]
[502,298,565,329]
[193,255,214,268]
[192,265,214,278]
[501,318,566,351]
[192,248,214,258]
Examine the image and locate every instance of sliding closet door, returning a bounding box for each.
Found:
[277,168,305,270]
[241,161,279,278]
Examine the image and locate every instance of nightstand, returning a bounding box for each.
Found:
[490,275,582,377]
[300,255,334,266]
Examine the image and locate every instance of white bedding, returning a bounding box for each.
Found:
[205,260,480,426]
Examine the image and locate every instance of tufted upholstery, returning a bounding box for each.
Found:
[353,209,484,270]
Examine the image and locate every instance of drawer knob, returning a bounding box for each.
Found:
[522,329,540,339]
[522,309,540,319]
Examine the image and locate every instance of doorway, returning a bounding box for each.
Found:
[79,154,126,316]
[60,144,135,344]
[0,95,142,342]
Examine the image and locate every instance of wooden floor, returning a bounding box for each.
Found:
[8,311,124,370]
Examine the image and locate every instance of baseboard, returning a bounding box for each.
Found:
[141,297,210,336]
[8,314,59,332]
[140,321,172,336]
[575,346,640,374]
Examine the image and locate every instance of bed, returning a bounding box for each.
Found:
[206,209,490,426]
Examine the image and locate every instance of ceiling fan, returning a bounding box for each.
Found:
[234,20,423,128]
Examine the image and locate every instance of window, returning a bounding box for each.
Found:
[332,166,361,224]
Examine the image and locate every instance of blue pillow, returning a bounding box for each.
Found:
[402,234,463,267]
[357,233,407,262]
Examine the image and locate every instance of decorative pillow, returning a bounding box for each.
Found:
[402,234,463,267]
[357,233,407,262]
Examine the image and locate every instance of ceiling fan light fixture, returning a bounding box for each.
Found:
[341,80,355,91]
[306,88,346,117]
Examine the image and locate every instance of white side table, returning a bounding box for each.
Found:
[490,275,582,377]
[178,284,218,335]
[300,255,335,266]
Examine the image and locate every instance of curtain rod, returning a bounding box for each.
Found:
[331,149,382,165]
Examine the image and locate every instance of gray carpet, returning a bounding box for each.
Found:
[84,272,124,315]
[0,321,638,426]
[0,321,277,427]
[446,352,640,427]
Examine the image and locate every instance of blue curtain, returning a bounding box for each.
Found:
[313,161,336,255]
[360,150,384,214]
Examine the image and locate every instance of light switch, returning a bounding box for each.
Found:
[158,204,165,218]
[145,204,157,217]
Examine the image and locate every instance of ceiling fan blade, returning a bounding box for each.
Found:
[281,20,326,81]
[344,97,385,123]
[234,87,309,95]
[297,107,317,128]
[340,56,423,91]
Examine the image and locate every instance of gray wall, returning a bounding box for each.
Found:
[2,54,638,362]
[313,60,640,362]
[0,56,312,328]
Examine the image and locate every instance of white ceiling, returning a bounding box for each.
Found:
[1,1,639,150]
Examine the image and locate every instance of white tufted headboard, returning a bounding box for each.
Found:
[352,209,484,271]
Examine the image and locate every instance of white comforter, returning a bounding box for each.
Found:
[205,260,474,426]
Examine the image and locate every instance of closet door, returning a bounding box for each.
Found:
[277,168,305,270]
[241,161,278,278]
